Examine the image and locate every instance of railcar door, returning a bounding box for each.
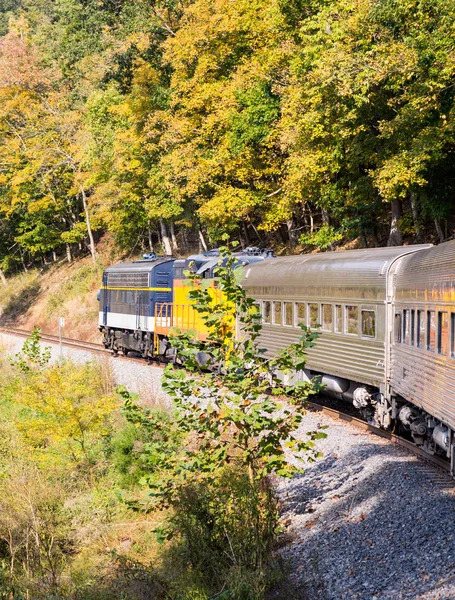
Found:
[102,272,109,326]
[136,290,147,331]
[151,261,174,331]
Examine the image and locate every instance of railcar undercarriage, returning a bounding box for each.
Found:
[352,386,455,468]
[100,326,174,361]
[306,369,455,472]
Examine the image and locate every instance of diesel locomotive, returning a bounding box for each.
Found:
[99,241,455,475]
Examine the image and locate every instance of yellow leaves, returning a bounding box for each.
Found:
[198,187,262,225]
[11,361,118,466]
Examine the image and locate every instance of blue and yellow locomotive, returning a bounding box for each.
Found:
[98,248,271,358]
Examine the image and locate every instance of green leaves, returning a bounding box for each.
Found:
[123,247,324,516]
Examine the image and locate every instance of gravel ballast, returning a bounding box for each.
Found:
[279,409,455,599]
[2,332,455,599]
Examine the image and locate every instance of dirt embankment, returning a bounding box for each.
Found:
[0,243,127,342]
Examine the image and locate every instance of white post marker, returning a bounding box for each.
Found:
[59,316,65,357]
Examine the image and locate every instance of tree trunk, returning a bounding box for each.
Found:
[160,219,172,255]
[387,199,403,246]
[66,244,72,264]
[80,187,96,264]
[148,222,154,252]
[170,222,179,253]
[0,268,6,285]
[435,219,445,243]
[181,227,189,252]
[410,192,423,243]
[286,218,298,249]
[251,223,263,245]
[198,228,208,252]
[242,222,251,247]
[20,251,27,272]
[52,250,57,262]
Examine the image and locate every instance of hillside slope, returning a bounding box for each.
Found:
[0,245,123,342]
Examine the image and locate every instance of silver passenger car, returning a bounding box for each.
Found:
[242,243,455,470]
[242,246,430,398]
[392,240,455,457]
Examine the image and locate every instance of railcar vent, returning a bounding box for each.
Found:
[106,272,149,288]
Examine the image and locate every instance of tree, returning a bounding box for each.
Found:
[123,247,325,595]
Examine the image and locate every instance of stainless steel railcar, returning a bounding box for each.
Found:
[242,243,455,474]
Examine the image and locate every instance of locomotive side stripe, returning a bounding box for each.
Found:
[101,286,172,291]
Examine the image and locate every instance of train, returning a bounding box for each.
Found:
[99,241,455,475]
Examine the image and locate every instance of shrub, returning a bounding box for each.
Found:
[122,245,326,598]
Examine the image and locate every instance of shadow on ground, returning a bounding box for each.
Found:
[0,280,41,324]
[279,441,455,600]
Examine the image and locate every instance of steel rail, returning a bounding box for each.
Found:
[306,400,451,473]
[0,325,108,353]
[0,326,450,473]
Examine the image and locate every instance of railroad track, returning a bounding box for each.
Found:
[0,325,450,475]
[0,325,108,354]
[306,400,451,475]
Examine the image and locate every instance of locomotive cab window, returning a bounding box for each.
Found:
[284,302,293,326]
[295,303,306,327]
[322,304,333,331]
[262,301,271,324]
[273,301,282,325]
[394,313,402,343]
[438,311,449,355]
[361,310,375,338]
[345,305,359,335]
[308,303,319,328]
[335,305,342,333]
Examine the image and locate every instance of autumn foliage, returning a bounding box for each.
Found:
[1,0,455,268]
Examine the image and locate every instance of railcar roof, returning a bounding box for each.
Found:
[103,257,174,274]
[395,239,455,302]
[243,245,432,301]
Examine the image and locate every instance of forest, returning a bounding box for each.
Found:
[0,0,455,270]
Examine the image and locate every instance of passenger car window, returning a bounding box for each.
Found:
[335,305,342,333]
[361,310,375,338]
[438,311,449,355]
[403,310,409,344]
[411,310,415,346]
[322,304,333,331]
[262,301,271,324]
[284,302,293,326]
[345,305,359,335]
[295,303,306,327]
[309,303,319,328]
[394,313,402,343]
[273,301,282,325]
[427,311,436,352]
[417,310,425,347]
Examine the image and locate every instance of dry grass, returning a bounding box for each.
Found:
[0,245,124,341]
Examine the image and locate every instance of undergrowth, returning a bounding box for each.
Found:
[45,263,103,317]
[0,331,165,599]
